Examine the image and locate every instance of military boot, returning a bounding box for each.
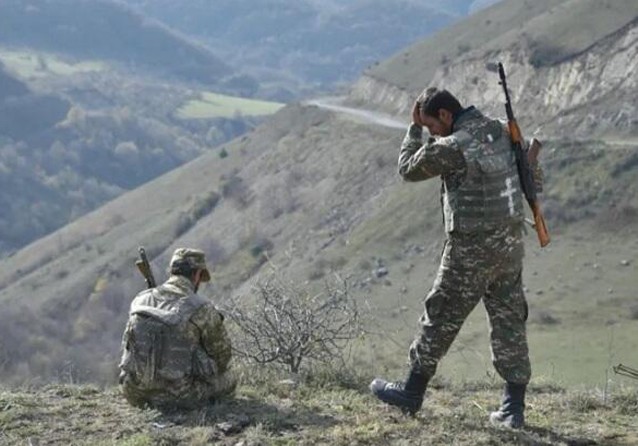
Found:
[489,382,526,429]
[369,369,428,415]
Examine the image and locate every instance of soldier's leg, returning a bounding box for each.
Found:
[371,234,491,414]
[409,236,491,378]
[483,269,530,384]
[484,266,530,429]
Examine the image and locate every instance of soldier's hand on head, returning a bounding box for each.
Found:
[412,101,423,127]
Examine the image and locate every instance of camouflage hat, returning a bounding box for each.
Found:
[169,248,211,282]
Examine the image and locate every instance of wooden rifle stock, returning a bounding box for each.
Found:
[498,63,550,247]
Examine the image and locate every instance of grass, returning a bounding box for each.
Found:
[0,48,106,80]
[1,376,637,446]
[176,91,284,119]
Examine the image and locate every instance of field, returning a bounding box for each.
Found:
[0,48,106,80]
[176,91,284,119]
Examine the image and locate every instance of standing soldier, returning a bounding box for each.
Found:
[371,88,532,429]
[119,248,236,409]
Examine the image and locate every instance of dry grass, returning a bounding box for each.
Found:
[1,376,637,446]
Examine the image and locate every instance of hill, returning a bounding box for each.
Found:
[0,62,246,256]
[0,0,637,394]
[1,379,637,445]
[123,0,477,99]
[348,0,638,138]
[0,0,237,87]
[0,65,70,140]
[0,25,281,255]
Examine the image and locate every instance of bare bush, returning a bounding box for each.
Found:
[222,271,364,374]
[221,174,252,209]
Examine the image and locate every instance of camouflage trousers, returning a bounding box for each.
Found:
[121,370,237,410]
[409,224,531,384]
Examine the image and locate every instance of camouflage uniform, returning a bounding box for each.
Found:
[398,106,531,385]
[119,249,236,409]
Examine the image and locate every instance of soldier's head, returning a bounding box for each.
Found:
[169,248,211,291]
[416,87,463,137]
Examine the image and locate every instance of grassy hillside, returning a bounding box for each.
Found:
[365,0,637,90]
[0,0,235,87]
[1,378,637,445]
[347,0,638,139]
[0,66,70,140]
[0,41,281,255]
[0,100,637,389]
[0,0,637,401]
[0,49,106,80]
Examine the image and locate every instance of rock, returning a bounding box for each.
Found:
[216,415,251,435]
[374,266,389,278]
[621,259,631,266]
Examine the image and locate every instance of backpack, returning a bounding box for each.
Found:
[120,288,206,388]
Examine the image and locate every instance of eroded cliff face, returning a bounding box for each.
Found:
[348,19,638,139]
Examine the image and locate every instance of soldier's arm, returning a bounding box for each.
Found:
[191,304,233,374]
[398,124,466,181]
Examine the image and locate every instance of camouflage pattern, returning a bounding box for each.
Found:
[399,107,525,233]
[398,106,531,385]
[169,248,211,282]
[119,275,236,408]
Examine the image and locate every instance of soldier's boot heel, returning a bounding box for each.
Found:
[489,382,526,429]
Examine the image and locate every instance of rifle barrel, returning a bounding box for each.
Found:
[498,62,550,248]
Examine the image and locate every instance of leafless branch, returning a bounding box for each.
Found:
[221,272,364,374]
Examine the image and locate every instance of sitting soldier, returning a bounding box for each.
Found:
[119,248,236,409]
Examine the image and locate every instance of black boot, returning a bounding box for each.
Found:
[370,369,428,415]
[489,382,526,429]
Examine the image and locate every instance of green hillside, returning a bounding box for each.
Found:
[0,65,70,139]
[177,92,284,119]
[0,0,235,87]
[0,41,277,255]
[0,49,106,80]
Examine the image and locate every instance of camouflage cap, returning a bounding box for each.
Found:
[169,248,211,282]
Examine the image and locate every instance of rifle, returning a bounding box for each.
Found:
[613,364,638,380]
[135,247,156,289]
[498,63,550,247]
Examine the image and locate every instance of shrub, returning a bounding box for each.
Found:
[222,271,364,374]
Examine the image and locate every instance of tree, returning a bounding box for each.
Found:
[222,271,364,374]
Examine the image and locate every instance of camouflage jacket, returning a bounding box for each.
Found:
[119,275,232,387]
[398,106,528,233]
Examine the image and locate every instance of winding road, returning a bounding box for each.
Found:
[306,97,406,130]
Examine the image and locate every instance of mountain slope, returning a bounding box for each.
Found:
[0,0,233,86]
[0,66,70,140]
[348,0,638,138]
[123,0,474,98]
[0,0,637,388]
